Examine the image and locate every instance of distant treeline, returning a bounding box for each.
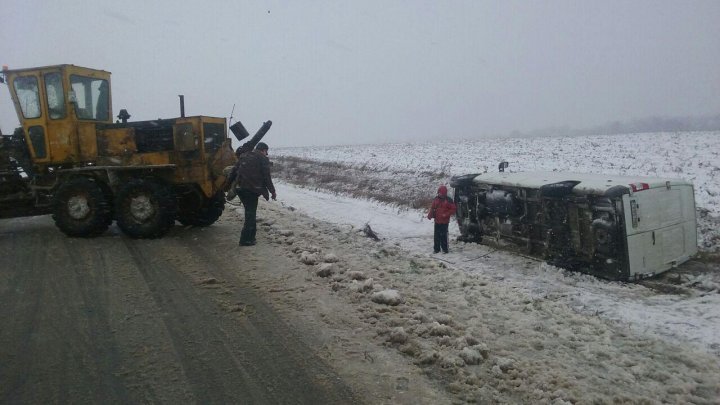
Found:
[508,114,720,138]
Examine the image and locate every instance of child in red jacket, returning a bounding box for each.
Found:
[427,185,457,253]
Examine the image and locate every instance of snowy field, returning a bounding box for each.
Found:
[277,131,720,217]
[271,131,720,364]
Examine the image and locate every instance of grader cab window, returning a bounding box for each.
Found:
[203,123,225,152]
[13,76,41,119]
[70,75,109,121]
[44,73,66,119]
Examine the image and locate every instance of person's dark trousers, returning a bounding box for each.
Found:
[238,189,259,245]
[434,223,449,253]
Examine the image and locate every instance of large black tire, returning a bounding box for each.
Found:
[177,191,226,227]
[115,178,177,239]
[52,177,112,237]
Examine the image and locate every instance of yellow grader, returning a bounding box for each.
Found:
[0,64,266,238]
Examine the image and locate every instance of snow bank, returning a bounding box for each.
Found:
[256,196,720,403]
[275,181,720,358]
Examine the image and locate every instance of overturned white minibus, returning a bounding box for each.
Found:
[451,170,697,281]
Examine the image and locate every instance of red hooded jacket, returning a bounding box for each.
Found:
[427,185,457,224]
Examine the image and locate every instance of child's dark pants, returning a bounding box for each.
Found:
[434,223,449,253]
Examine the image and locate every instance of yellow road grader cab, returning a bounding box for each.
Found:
[0,64,264,238]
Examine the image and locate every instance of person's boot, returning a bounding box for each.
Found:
[239,228,254,246]
[249,227,257,245]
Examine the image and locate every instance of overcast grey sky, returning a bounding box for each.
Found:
[1,0,719,147]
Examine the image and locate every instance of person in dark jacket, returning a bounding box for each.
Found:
[427,185,457,254]
[228,142,276,246]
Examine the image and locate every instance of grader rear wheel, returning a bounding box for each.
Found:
[115,178,177,239]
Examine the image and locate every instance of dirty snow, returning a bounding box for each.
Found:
[275,182,720,358]
[244,193,720,403]
[259,131,720,402]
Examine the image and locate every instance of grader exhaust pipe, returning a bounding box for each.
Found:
[231,120,273,155]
